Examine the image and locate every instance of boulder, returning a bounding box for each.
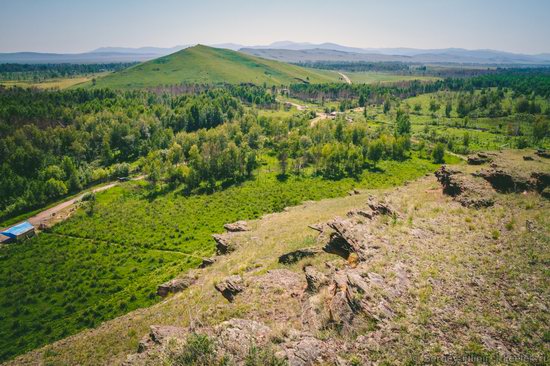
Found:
[157,276,195,297]
[223,220,249,232]
[303,266,329,293]
[467,153,492,165]
[215,275,244,302]
[215,319,272,361]
[279,247,321,264]
[348,188,360,196]
[367,198,397,217]
[212,234,235,255]
[323,217,373,260]
[200,257,216,268]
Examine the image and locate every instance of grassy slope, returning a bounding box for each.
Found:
[87,45,340,89]
[0,155,439,362]
[8,150,548,365]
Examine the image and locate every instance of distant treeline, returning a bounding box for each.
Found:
[296,61,550,80]
[295,61,411,72]
[0,62,137,81]
[288,69,550,101]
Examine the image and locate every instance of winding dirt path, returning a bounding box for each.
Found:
[338,72,352,84]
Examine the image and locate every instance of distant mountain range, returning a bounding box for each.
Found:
[1,41,550,65]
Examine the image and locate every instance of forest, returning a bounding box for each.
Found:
[0,63,137,81]
[1,69,550,222]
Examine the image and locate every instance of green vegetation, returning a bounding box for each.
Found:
[1,63,550,363]
[0,155,437,361]
[346,71,439,84]
[0,63,136,90]
[0,233,199,361]
[88,45,340,89]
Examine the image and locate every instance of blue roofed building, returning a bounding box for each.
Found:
[0,221,35,243]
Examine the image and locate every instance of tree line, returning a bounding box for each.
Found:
[0,63,138,81]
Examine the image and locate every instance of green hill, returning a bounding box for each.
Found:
[87,45,340,89]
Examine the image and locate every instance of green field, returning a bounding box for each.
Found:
[0,154,441,361]
[87,45,341,89]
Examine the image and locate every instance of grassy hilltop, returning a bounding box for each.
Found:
[87,45,340,89]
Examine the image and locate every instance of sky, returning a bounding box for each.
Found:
[1,0,549,54]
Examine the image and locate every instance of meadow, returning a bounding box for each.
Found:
[345,71,439,84]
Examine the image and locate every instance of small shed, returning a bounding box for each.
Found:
[1,221,35,242]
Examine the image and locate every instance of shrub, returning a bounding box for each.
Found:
[172,333,217,366]
[432,143,445,164]
[245,344,287,366]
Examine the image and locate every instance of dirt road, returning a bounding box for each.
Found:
[26,182,117,227]
[1,176,145,239]
[338,72,352,84]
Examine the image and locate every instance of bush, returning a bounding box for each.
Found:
[111,163,130,179]
[245,345,287,366]
[172,333,218,366]
[80,192,96,202]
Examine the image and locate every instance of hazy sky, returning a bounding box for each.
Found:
[1,0,549,54]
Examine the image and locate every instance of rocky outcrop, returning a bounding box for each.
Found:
[366,197,397,217]
[215,319,272,361]
[329,269,395,329]
[435,166,467,196]
[156,276,195,297]
[467,152,492,165]
[223,220,249,232]
[212,233,235,255]
[200,257,216,268]
[215,275,244,302]
[474,168,533,193]
[279,247,321,264]
[324,217,373,261]
[435,166,495,208]
[276,330,339,366]
[137,325,187,353]
[303,266,328,293]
